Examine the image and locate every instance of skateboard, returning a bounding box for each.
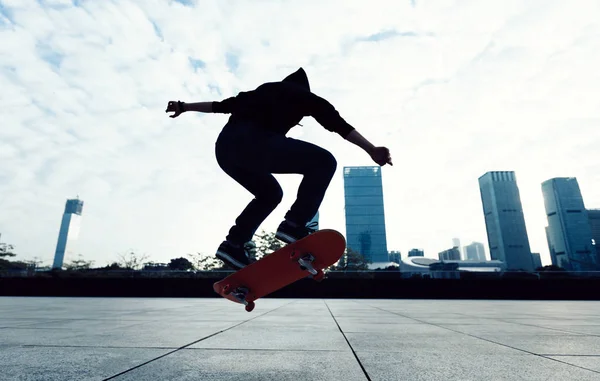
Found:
[213,229,346,312]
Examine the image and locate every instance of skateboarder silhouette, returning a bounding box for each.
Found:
[166,68,392,270]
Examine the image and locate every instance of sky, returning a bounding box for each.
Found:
[1,0,599,267]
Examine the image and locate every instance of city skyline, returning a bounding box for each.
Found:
[2,170,597,269]
[1,1,599,267]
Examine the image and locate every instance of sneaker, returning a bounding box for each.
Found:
[216,241,252,270]
[275,220,318,244]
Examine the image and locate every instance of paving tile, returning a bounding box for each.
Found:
[547,355,600,372]
[338,321,456,335]
[2,297,600,380]
[0,327,89,346]
[477,335,600,355]
[49,320,239,348]
[345,332,519,355]
[190,326,349,351]
[438,323,582,336]
[0,346,169,381]
[112,348,366,381]
[357,351,600,381]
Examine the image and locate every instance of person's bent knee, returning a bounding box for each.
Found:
[322,151,337,177]
[258,186,283,208]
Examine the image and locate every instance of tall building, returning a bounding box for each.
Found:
[52,198,84,269]
[531,253,543,269]
[452,238,462,259]
[343,166,388,262]
[545,226,558,266]
[478,171,534,271]
[588,209,600,263]
[542,178,597,271]
[464,242,486,261]
[388,250,401,263]
[408,249,424,257]
[438,247,461,261]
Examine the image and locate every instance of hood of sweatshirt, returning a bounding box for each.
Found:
[282,67,310,91]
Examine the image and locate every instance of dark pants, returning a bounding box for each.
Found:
[215,121,337,245]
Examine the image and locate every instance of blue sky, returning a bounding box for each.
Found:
[1,0,599,267]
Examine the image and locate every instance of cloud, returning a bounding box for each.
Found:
[0,0,599,268]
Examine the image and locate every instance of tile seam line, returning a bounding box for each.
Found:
[364,303,600,375]
[325,301,372,381]
[452,312,600,336]
[101,300,297,381]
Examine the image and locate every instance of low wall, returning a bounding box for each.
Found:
[2,275,599,300]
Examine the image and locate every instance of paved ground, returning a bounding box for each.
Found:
[1,297,600,380]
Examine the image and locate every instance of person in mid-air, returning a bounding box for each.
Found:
[166,68,392,270]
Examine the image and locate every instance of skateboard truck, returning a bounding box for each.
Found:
[223,285,255,312]
[290,250,324,281]
[296,253,318,275]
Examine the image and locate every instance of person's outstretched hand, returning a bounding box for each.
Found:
[370,147,393,166]
[165,101,185,118]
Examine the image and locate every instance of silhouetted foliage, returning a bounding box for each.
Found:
[335,247,370,271]
[168,257,194,271]
[0,241,16,258]
[536,265,566,272]
[253,230,283,260]
[187,253,228,271]
[65,254,94,271]
[117,251,149,270]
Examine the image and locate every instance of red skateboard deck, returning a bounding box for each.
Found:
[213,229,346,312]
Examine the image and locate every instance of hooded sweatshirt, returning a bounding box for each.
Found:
[211,68,355,138]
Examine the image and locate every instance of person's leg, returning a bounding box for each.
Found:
[215,126,285,244]
[214,124,285,269]
[220,165,283,245]
[261,136,337,242]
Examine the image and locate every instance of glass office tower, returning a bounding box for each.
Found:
[343,166,388,263]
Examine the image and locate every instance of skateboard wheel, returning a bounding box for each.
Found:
[313,271,325,282]
[245,301,255,312]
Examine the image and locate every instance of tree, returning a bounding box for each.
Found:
[65,254,94,271]
[168,257,194,271]
[187,253,228,271]
[253,230,283,260]
[335,247,370,271]
[102,262,123,271]
[117,251,149,270]
[0,240,16,258]
[23,257,44,268]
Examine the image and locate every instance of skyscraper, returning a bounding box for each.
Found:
[531,253,543,269]
[542,178,597,271]
[438,247,461,261]
[452,238,462,259]
[588,209,600,263]
[343,166,388,263]
[408,249,424,257]
[464,242,486,261]
[478,171,534,271]
[545,226,558,266]
[52,198,84,269]
[388,250,401,263]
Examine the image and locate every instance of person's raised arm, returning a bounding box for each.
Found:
[165,101,214,118]
[165,97,237,118]
[345,129,393,166]
[283,86,393,167]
